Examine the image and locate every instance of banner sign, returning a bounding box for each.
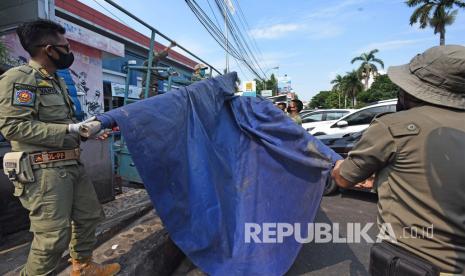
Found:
[111,83,141,99]
[56,17,125,57]
[261,90,272,97]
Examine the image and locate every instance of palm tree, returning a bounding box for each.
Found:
[342,70,364,107]
[330,74,345,108]
[351,49,384,90]
[406,0,465,46]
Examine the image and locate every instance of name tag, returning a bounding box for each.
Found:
[38,87,58,95]
[32,152,66,163]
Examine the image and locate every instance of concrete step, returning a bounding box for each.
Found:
[59,210,184,276]
[1,187,184,276]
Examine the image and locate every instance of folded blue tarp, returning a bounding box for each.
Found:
[104,73,341,275]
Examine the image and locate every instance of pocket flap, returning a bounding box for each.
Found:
[388,122,420,137]
[39,94,66,106]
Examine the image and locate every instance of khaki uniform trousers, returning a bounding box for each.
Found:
[12,162,104,276]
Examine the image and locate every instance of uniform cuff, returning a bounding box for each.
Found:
[49,124,69,147]
[339,157,368,184]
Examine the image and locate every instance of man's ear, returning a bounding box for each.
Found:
[44,45,55,56]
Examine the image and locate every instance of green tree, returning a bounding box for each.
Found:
[309,91,331,109]
[351,49,384,90]
[255,73,278,95]
[309,90,341,109]
[406,0,465,45]
[342,70,364,107]
[324,90,341,108]
[330,74,345,108]
[357,74,398,106]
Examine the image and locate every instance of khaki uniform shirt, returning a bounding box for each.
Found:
[0,60,79,153]
[289,114,302,125]
[191,72,206,82]
[340,105,465,274]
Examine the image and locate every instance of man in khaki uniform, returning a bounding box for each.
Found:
[191,63,209,82]
[140,41,176,99]
[332,45,465,275]
[0,20,119,275]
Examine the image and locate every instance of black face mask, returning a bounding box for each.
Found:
[48,46,74,69]
[396,88,408,111]
[396,100,405,112]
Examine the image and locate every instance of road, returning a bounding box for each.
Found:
[287,190,378,276]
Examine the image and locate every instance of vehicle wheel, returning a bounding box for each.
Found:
[323,177,338,196]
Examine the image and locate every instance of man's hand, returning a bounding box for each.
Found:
[331,160,355,189]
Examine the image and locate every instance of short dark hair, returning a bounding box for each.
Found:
[16,19,66,57]
[291,99,303,112]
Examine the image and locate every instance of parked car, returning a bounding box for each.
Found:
[318,131,362,194]
[301,109,355,132]
[319,109,396,195]
[309,99,397,137]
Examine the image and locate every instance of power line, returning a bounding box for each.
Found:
[185,0,267,81]
[91,0,130,27]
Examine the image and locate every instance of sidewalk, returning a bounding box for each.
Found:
[0,187,184,276]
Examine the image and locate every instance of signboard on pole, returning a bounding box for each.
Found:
[261,90,273,97]
[111,83,141,99]
[242,80,257,97]
[278,74,292,94]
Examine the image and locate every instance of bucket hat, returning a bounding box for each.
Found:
[388,45,465,110]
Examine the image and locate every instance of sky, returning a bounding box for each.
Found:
[78,0,465,101]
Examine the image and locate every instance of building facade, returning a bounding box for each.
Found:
[0,0,200,204]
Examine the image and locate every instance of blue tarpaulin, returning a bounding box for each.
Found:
[103,72,341,275]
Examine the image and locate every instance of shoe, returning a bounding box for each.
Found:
[70,258,121,276]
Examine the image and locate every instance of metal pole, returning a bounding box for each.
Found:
[124,67,131,106]
[144,30,156,99]
[102,0,222,75]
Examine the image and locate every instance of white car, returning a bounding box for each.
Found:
[309,100,397,137]
[301,109,355,132]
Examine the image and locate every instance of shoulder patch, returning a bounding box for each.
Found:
[12,83,36,107]
[388,122,420,137]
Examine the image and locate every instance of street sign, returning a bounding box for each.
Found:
[261,90,272,97]
[243,81,256,93]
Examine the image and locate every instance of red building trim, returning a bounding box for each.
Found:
[55,0,196,68]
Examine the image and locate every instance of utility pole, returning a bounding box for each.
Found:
[224,0,235,74]
[223,2,229,73]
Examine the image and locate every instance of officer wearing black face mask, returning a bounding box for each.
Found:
[0,20,120,275]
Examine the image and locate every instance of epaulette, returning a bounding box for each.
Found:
[15,65,34,75]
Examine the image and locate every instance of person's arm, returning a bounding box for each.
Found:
[155,41,177,61]
[331,119,396,188]
[0,73,69,147]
